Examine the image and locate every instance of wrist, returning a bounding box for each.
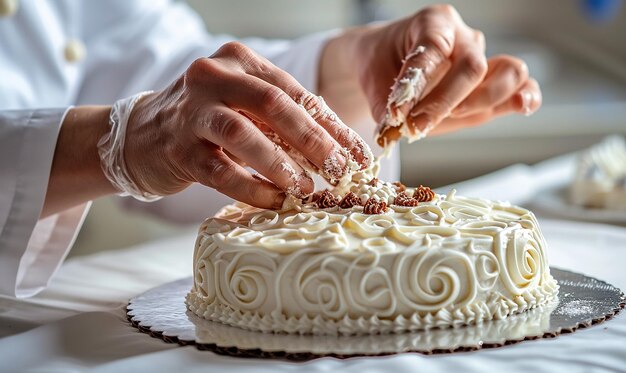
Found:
[43,106,117,217]
[60,106,117,194]
[99,91,161,201]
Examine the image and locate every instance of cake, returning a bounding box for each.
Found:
[570,136,626,211]
[186,162,559,336]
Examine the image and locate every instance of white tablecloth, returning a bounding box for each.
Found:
[2,151,626,372]
[0,219,625,372]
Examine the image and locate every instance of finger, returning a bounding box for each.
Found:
[295,92,373,170]
[450,55,529,118]
[223,149,246,167]
[431,77,541,135]
[211,42,370,178]
[492,77,542,117]
[377,16,457,146]
[430,111,493,136]
[404,30,488,138]
[193,147,286,210]
[195,107,314,198]
[215,42,372,170]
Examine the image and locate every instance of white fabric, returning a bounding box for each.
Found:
[0,0,396,296]
[0,219,623,372]
[0,108,89,298]
[439,153,577,205]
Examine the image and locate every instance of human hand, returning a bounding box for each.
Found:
[346,4,542,146]
[121,42,372,209]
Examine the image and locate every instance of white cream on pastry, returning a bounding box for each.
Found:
[187,187,558,335]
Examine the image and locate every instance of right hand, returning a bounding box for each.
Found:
[124,42,372,209]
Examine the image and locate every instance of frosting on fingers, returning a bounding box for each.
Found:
[376,45,430,146]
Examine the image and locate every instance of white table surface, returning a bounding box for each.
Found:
[2,155,626,372]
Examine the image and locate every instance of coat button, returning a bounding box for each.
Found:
[64,39,86,63]
[0,0,18,17]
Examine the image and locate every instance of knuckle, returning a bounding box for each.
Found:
[494,55,529,85]
[438,4,458,16]
[297,126,326,155]
[206,157,237,188]
[215,115,251,144]
[298,91,323,119]
[186,57,221,83]
[267,156,287,178]
[509,59,529,85]
[420,30,454,60]
[216,41,251,59]
[461,52,488,80]
[260,86,291,118]
[473,30,485,46]
[419,4,456,17]
[416,6,436,18]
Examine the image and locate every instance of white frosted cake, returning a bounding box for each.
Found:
[186,166,558,335]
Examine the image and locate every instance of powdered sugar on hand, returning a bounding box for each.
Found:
[280,161,311,199]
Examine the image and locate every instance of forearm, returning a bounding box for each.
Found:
[42,106,116,218]
[318,27,371,125]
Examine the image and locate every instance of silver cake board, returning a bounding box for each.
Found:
[126,268,625,361]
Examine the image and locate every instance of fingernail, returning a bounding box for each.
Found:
[322,147,349,181]
[519,90,533,116]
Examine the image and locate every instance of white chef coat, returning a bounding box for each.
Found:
[0,0,399,298]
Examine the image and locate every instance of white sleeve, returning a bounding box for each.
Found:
[0,109,90,297]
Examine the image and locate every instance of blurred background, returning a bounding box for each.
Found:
[71,0,626,256]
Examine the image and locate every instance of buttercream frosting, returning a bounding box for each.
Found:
[187,183,558,335]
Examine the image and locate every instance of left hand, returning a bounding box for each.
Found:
[331,4,542,145]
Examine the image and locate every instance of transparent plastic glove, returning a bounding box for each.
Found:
[98,42,372,209]
[98,91,159,202]
[345,4,542,146]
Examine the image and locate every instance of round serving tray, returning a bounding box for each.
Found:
[127,268,624,360]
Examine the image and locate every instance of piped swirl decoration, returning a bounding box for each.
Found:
[188,186,559,336]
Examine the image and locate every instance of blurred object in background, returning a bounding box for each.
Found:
[72,0,626,256]
[581,0,623,22]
